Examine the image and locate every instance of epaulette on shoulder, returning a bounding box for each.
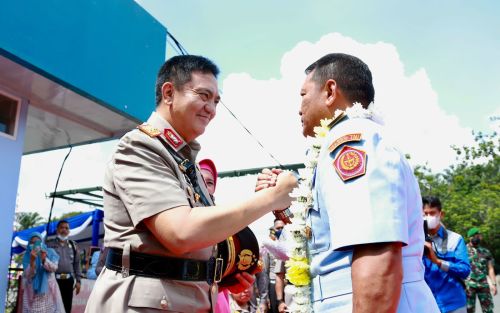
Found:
[328,111,347,129]
[137,123,161,138]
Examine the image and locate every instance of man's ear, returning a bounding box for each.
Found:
[440,210,445,220]
[161,82,175,105]
[325,79,337,107]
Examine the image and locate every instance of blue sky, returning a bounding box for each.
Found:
[138,0,500,131]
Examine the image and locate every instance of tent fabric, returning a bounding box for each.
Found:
[11,209,103,255]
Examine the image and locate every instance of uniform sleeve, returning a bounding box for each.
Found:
[73,242,82,281]
[444,236,471,279]
[325,134,409,251]
[112,133,190,227]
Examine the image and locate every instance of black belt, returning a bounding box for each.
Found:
[105,248,223,285]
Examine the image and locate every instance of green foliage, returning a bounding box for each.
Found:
[14,212,45,231]
[55,211,85,221]
[416,132,500,271]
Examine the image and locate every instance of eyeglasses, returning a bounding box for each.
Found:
[186,88,219,105]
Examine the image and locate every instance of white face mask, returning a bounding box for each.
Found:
[425,215,441,230]
[57,235,68,241]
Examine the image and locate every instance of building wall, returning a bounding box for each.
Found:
[0,93,28,312]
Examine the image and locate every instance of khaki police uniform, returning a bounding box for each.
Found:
[85,112,216,313]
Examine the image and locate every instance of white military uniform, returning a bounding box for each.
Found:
[85,112,215,313]
[308,114,439,312]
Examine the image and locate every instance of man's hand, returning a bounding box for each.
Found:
[259,302,268,313]
[225,272,255,294]
[255,168,282,192]
[423,241,441,267]
[278,300,287,313]
[273,171,297,210]
[491,284,498,296]
[74,281,81,295]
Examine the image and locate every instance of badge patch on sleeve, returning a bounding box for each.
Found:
[333,145,367,181]
[328,133,362,152]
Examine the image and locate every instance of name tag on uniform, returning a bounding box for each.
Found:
[328,133,362,152]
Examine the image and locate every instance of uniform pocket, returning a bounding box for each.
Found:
[128,276,207,312]
[308,203,331,254]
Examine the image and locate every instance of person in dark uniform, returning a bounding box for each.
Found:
[46,220,82,313]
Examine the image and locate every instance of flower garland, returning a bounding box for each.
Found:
[284,117,333,313]
[284,103,379,312]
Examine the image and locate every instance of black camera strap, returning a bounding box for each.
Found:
[156,136,212,207]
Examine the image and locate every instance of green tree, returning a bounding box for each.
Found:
[55,211,84,221]
[416,132,500,271]
[14,212,46,231]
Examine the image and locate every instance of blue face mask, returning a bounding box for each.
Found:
[274,229,282,239]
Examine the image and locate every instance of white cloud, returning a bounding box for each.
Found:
[197,33,476,242]
[199,33,474,173]
[17,33,475,242]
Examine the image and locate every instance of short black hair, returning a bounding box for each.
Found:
[56,220,69,228]
[155,55,220,106]
[305,53,375,107]
[422,196,442,211]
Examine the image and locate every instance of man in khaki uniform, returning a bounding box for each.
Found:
[85,55,297,313]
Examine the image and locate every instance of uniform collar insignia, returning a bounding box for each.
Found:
[163,128,185,151]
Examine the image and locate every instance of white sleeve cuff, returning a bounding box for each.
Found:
[440,260,450,272]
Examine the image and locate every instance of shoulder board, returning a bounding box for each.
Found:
[137,124,161,138]
[328,111,347,129]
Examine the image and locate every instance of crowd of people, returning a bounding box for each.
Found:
[19,53,496,313]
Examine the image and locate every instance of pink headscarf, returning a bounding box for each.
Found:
[199,158,218,188]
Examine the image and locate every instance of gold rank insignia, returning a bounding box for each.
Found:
[237,249,257,271]
[137,124,161,137]
[333,145,367,181]
[164,128,183,148]
[328,133,362,152]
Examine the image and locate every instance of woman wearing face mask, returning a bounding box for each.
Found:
[422,196,470,313]
[22,232,66,313]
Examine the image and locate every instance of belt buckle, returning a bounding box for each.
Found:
[60,273,68,279]
[214,258,223,283]
[121,266,129,278]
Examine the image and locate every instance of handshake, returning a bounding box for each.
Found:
[255,168,297,224]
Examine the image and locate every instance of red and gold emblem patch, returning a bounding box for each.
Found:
[333,145,367,181]
[164,129,183,148]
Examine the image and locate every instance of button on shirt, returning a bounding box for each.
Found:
[423,226,470,312]
[308,116,438,312]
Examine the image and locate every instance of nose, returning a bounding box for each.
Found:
[204,101,217,118]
